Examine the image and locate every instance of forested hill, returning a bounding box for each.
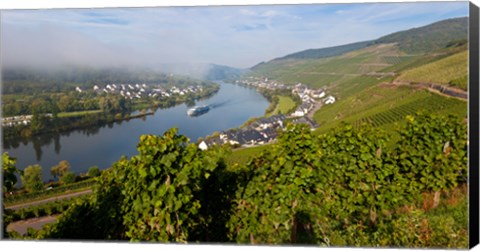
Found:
[375,17,468,53]
[271,40,374,61]
[1,67,213,95]
[264,17,468,65]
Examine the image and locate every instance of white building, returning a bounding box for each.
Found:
[199,141,208,151]
[292,108,305,117]
[324,95,336,104]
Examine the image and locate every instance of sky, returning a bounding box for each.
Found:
[0,1,470,70]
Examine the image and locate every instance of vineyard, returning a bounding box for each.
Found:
[397,50,468,90]
[382,55,415,65]
[351,95,465,129]
[3,114,468,248]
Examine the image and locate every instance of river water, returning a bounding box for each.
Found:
[3,82,269,181]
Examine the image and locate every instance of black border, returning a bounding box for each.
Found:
[469,1,480,249]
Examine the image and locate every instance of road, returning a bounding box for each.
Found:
[7,215,59,235]
[307,101,323,120]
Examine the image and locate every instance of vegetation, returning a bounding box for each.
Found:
[5,195,90,222]
[351,94,466,129]
[21,165,44,193]
[375,17,468,53]
[266,95,297,116]
[6,114,467,248]
[50,160,71,181]
[397,51,468,90]
[2,153,18,193]
[3,179,95,206]
[313,86,466,134]
[2,16,470,248]
[87,166,101,178]
[275,40,373,61]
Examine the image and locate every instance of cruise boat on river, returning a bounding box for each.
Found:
[187,105,210,116]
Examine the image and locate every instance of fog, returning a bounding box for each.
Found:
[1,3,469,75]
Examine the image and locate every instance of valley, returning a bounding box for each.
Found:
[1,10,472,248]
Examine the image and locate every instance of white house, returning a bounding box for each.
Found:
[311,89,326,99]
[199,141,208,150]
[292,108,305,117]
[324,95,336,104]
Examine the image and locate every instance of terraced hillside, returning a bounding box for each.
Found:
[234,16,469,162]
[313,85,467,134]
[249,43,402,95]
[246,17,468,94]
[396,50,468,90]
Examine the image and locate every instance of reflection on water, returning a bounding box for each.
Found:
[2,82,269,181]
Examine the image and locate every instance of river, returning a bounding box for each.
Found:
[3,82,269,182]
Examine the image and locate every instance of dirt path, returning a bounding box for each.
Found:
[7,215,59,235]
[5,189,92,210]
[384,81,467,100]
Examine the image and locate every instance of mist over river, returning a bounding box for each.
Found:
[3,82,269,181]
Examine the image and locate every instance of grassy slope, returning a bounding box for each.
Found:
[249,43,402,91]
[267,96,296,116]
[396,50,468,90]
[57,110,103,118]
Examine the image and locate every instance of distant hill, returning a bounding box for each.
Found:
[1,66,212,94]
[273,40,374,61]
[375,17,468,54]
[258,17,468,67]
[204,64,247,81]
[157,63,245,81]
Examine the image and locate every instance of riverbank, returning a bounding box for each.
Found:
[3,82,270,181]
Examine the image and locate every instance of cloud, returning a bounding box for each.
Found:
[1,2,469,70]
[239,9,257,16]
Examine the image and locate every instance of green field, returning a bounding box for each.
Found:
[57,110,103,118]
[397,50,468,90]
[225,144,270,166]
[266,95,296,116]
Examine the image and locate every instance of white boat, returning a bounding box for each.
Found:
[187,105,210,116]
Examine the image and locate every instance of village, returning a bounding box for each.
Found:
[2,83,208,127]
[78,83,206,100]
[200,77,336,150]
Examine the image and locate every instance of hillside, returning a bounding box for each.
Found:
[375,17,468,54]
[245,17,468,99]
[252,17,467,69]
[242,15,469,144]
[1,66,214,95]
[396,50,468,90]
[273,40,374,61]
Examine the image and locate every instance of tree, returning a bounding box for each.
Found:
[2,152,18,193]
[61,172,76,184]
[21,165,44,193]
[50,160,71,181]
[87,166,101,178]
